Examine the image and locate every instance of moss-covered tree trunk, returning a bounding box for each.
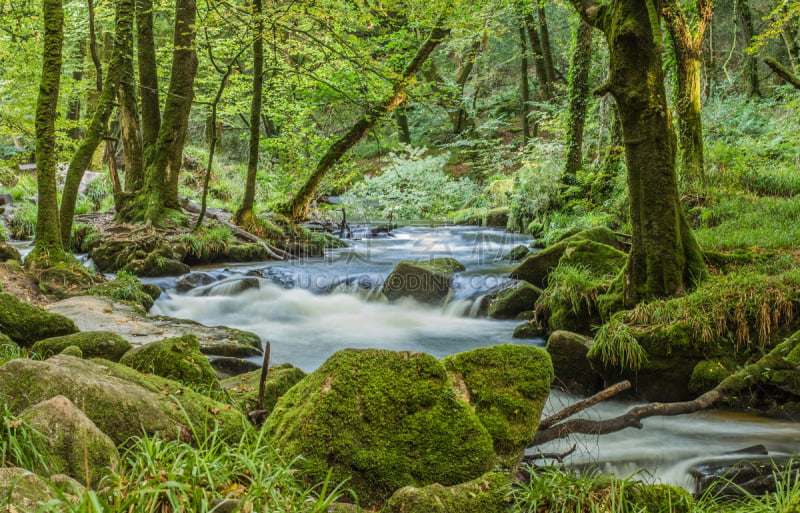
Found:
[737,0,761,97]
[518,21,531,145]
[764,56,800,90]
[522,9,552,101]
[59,0,133,248]
[118,0,144,193]
[663,0,712,183]
[234,0,264,228]
[29,0,69,267]
[395,102,411,144]
[570,0,707,305]
[562,19,593,180]
[136,0,160,164]
[125,0,197,224]
[537,4,557,85]
[283,26,449,221]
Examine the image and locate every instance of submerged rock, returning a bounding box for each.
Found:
[0,292,78,346]
[383,258,466,305]
[384,472,512,513]
[23,395,119,486]
[487,281,541,320]
[210,356,262,379]
[264,348,496,506]
[0,354,251,445]
[47,296,263,357]
[176,272,217,292]
[32,331,132,361]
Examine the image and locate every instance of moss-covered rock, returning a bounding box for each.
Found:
[383,258,466,305]
[383,472,512,513]
[32,331,132,361]
[0,468,55,510]
[443,345,552,466]
[511,227,620,287]
[221,362,306,414]
[0,354,250,445]
[0,292,78,346]
[22,395,119,486]
[513,320,545,339]
[505,245,530,261]
[119,334,220,391]
[557,240,627,277]
[60,345,83,357]
[264,349,495,506]
[176,272,217,292]
[487,282,541,320]
[483,207,509,227]
[689,358,736,395]
[0,241,21,262]
[547,331,602,396]
[210,356,261,379]
[0,332,14,347]
[85,272,162,310]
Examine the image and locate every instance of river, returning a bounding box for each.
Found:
[145,225,798,491]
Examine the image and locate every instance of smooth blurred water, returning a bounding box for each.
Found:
[150,225,800,488]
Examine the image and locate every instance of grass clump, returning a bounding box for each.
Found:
[86,270,162,311]
[178,224,234,261]
[589,312,650,371]
[695,195,800,250]
[7,201,36,240]
[0,403,50,475]
[537,264,612,320]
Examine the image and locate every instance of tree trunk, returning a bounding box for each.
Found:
[395,102,411,144]
[126,0,197,224]
[66,42,85,141]
[451,39,481,134]
[562,20,593,180]
[782,16,800,73]
[59,0,133,248]
[571,0,707,305]
[136,0,160,160]
[519,21,530,145]
[764,57,800,89]
[283,26,449,221]
[29,0,69,266]
[663,0,712,183]
[234,0,264,227]
[737,0,761,97]
[522,10,552,101]
[118,8,144,193]
[537,4,557,85]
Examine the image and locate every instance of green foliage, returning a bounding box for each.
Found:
[590,313,650,371]
[538,264,610,320]
[86,271,161,311]
[7,201,36,240]
[85,176,110,211]
[341,148,480,219]
[0,342,26,367]
[178,225,234,261]
[0,403,50,475]
[9,175,36,203]
[694,196,800,250]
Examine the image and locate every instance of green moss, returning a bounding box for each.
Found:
[264,349,494,506]
[220,363,306,414]
[689,358,735,395]
[505,245,530,261]
[32,331,132,361]
[0,292,78,346]
[512,320,545,339]
[488,282,541,320]
[0,242,21,262]
[60,345,83,357]
[86,271,162,310]
[483,206,509,227]
[383,258,466,305]
[444,345,552,466]
[383,472,512,513]
[120,334,221,391]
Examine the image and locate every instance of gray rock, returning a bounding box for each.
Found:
[546,330,602,396]
[175,272,217,293]
[383,258,466,305]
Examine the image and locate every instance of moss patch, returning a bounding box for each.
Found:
[383,472,512,513]
[32,331,132,361]
[221,363,306,414]
[0,292,78,346]
[382,258,466,305]
[85,271,161,310]
[443,345,552,466]
[119,334,220,391]
[488,282,541,320]
[264,348,494,506]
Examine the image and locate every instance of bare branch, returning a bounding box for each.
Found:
[539,381,631,431]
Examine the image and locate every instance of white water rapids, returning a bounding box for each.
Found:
[148,225,799,491]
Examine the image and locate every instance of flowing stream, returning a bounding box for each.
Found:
[149,225,799,491]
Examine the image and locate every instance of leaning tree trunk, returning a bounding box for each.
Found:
[570,0,707,305]
[522,9,552,101]
[663,0,712,184]
[395,102,412,144]
[29,0,69,267]
[283,26,450,221]
[764,57,800,89]
[125,0,197,224]
[234,0,264,228]
[59,0,133,248]
[562,19,593,180]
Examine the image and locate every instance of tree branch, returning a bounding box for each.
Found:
[764,57,800,90]
[539,381,631,431]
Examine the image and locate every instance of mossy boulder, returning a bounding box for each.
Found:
[22,395,119,486]
[0,354,251,445]
[0,292,78,346]
[264,349,495,506]
[0,332,14,347]
[513,320,545,339]
[60,345,83,357]
[689,358,736,395]
[0,468,56,510]
[483,207,509,227]
[0,242,21,262]
[511,227,619,287]
[221,362,306,414]
[547,331,602,396]
[176,272,217,292]
[383,258,466,305]
[505,245,530,261]
[210,356,262,379]
[443,344,553,466]
[383,472,512,513]
[119,334,220,391]
[557,240,627,277]
[32,331,132,361]
[89,235,190,277]
[487,282,541,320]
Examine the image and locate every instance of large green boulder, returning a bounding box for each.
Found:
[382,258,466,305]
[443,344,552,465]
[546,330,602,396]
[221,362,306,414]
[0,468,55,511]
[119,334,220,391]
[0,354,251,445]
[487,282,541,320]
[383,472,512,513]
[22,395,119,486]
[510,227,619,287]
[264,349,495,506]
[0,242,21,262]
[32,331,132,361]
[0,292,78,346]
[557,240,627,276]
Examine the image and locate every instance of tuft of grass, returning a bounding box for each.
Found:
[7,201,37,240]
[0,403,50,475]
[590,313,649,371]
[538,264,610,318]
[86,271,160,311]
[178,225,234,261]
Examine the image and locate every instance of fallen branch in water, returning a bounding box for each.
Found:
[539,380,631,431]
